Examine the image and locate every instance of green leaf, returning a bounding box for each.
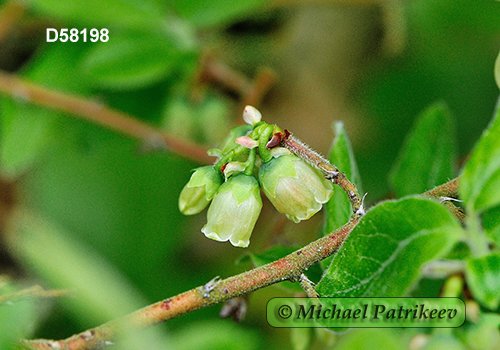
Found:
[170,0,267,28]
[460,100,500,213]
[482,204,500,245]
[30,0,164,29]
[317,198,463,297]
[389,101,456,197]
[324,122,362,234]
[465,253,500,310]
[81,31,190,90]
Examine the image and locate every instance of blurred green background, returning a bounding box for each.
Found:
[0,0,499,349]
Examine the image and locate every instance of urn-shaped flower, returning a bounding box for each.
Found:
[202,174,262,247]
[259,155,333,223]
[179,166,223,215]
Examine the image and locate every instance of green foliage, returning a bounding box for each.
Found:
[80,31,190,90]
[317,198,463,297]
[465,254,500,310]
[460,101,500,214]
[389,102,456,197]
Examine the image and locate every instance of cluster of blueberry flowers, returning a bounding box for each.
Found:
[178,106,333,248]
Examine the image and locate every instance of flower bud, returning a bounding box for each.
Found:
[217,125,253,155]
[243,105,262,126]
[179,166,223,215]
[258,155,333,223]
[202,174,262,248]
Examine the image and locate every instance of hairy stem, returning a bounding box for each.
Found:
[20,218,360,350]
[423,177,460,199]
[281,132,363,218]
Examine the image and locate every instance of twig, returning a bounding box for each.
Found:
[19,218,360,350]
[239,67,277,111]
[281,132,363,218]
[298,273,320,298]
[0,70,213,164]
[423,177,464,222]
[423,177,460,199]
[0,285,70,304]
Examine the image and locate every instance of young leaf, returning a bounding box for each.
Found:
[81,32,189,90]
[316,198,463,297]
[460,100,500,213]
[465,253,500,310]
[389,101,456,197]
[324,122,362,235]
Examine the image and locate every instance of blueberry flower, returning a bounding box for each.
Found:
[202,174,262,247]
[259,154,333,223]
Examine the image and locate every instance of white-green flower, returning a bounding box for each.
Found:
[179,166,223,215]
[259,155,333,223]
[202,174,262,248]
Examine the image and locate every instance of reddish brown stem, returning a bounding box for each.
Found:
[0,70,213,164]
[281,132,363,218]
[20,218,359,350]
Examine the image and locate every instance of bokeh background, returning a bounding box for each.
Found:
[1,0,499,349]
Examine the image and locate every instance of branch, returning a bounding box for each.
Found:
[0,285,70,304]
[281,132,364,218]
[424,177,460,199]
[423,177,465,222]
[19,218,360,350]
[0,70,214,164]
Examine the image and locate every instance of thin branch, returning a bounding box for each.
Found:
[0,285,70,304]
[423,177,464,222]
[424,177,460,199]
[0,70,214,164]
[19,218,360,350]
[281,132,363,218]
[298,273,320,298]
